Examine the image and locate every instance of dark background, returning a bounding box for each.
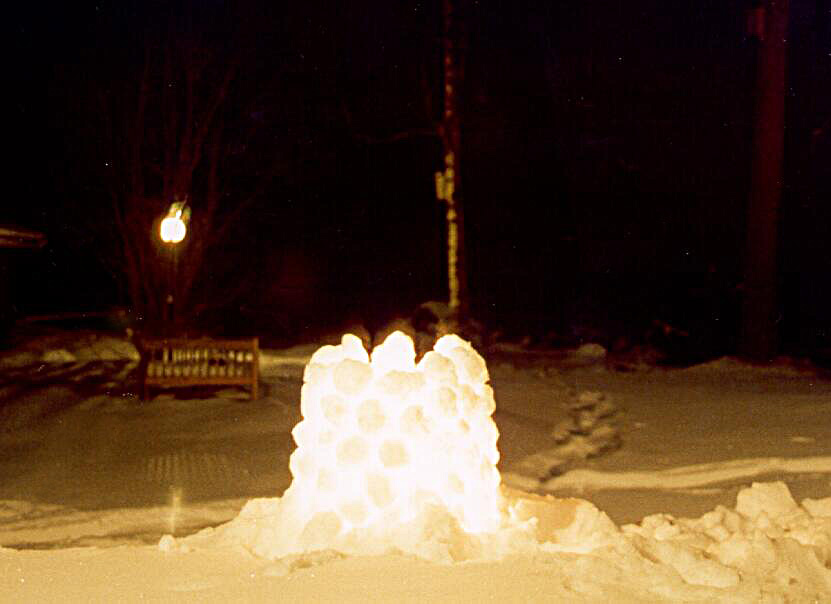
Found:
[6,1,831,357]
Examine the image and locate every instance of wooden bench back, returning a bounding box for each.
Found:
[140,337,259,400]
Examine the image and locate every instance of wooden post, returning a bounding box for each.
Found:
[740,0,789,360]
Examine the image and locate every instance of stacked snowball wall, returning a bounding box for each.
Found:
[287,331,503,539]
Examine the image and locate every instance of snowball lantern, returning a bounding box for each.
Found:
[287,331,503,547]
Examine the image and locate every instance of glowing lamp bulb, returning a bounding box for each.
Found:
[160,211,187,243]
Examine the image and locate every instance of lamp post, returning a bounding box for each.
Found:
[159,200,190,332]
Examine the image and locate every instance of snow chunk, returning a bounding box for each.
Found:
[803,496,831,518]
[509,491,621,553]
[631,533,741,588]
[735,481,798,521]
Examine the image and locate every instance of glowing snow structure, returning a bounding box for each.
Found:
[289,331,503,542]
[207,331,545,562]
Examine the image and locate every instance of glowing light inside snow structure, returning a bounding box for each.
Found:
[287,331,503,544]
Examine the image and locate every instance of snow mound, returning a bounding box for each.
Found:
[623,481,831,596]
[181,486,625,564]
[73,335,139,361]
[0,332,139,366]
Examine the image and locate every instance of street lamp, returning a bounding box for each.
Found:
[159,200,191,330]
[160,201,190,244]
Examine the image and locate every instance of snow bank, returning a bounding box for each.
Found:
[0,332,139,367]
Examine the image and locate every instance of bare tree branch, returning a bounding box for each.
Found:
[340,98,438,145]
[187,59,239,177]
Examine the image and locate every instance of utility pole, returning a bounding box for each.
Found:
[741,0,789,360]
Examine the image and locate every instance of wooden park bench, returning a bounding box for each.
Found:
[140,337,259,400]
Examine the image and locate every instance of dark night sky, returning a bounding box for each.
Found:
[6,1,831,353]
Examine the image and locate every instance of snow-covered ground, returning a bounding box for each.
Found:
[0,330,830,602]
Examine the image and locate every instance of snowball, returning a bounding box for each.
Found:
[379,440,409,468]
[371,331,416,371]
[302,362,328,385]
[429,387,458,418]
[357,399,386,433]
[377,370,425,398]
[336,436,369,465]
[333,359,373,396]
[435,335,488,384]
[308,344,344,367]
[401,405,432,437]
[320,394,348,426]
[458,384,481,415]
[339,333,370,362]
[420,351,458,385]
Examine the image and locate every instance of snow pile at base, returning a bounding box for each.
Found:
[182,485,619,563]
[184,332,539,562]
[176,480,831,601]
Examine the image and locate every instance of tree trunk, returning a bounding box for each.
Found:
[439,0,469,322]
[740,0,789,360]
